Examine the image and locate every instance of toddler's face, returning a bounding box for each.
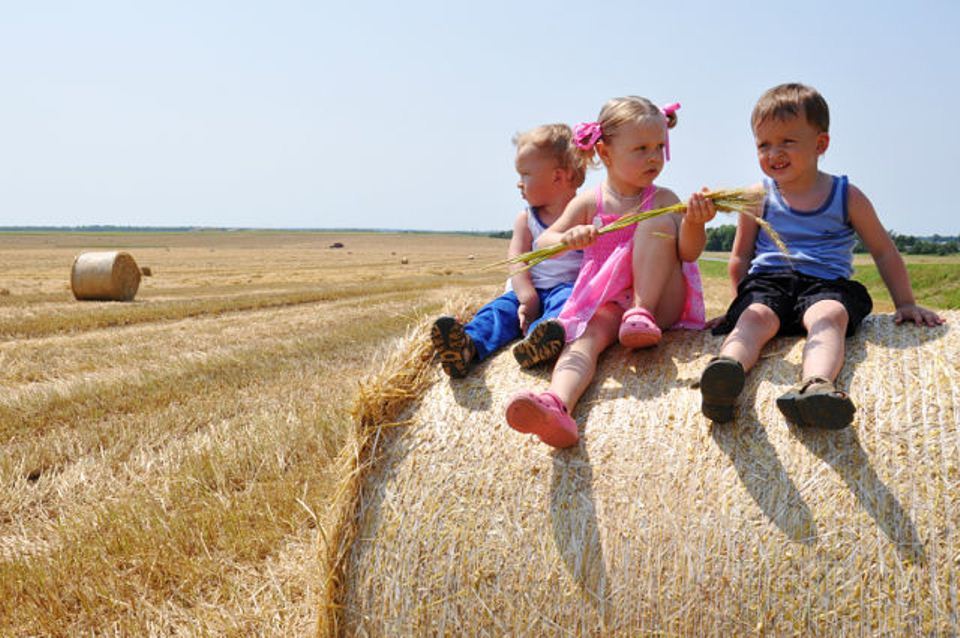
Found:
[598,118,666,192]
[514,146,559,207]
[753,114,829,185]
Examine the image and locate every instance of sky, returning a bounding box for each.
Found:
[1,1,958,234]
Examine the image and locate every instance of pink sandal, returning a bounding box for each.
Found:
[618,307,661,349]
[505,390,579,449]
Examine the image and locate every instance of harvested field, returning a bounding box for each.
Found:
[0,231,507,636]
[324,311,960,636]
[2,231,956,635]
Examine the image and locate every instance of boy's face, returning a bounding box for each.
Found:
[515,145,562,207]
[753,113,829,185]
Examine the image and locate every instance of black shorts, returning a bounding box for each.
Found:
[711,271,873,337]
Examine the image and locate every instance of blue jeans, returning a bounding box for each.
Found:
[464,283,573,361]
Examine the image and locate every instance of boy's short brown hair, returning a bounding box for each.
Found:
[751,83,830,133]
[513,124,588,188]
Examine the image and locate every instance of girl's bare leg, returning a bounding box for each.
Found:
[631,216,687,328]
[549,304,620,411]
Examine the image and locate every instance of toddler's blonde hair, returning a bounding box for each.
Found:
[513,123,587,188]
[578,96,677,168]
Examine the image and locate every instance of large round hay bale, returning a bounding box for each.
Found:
[322,311,960,637]
[70,251,142,301]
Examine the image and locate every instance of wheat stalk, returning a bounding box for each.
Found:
[491,187,786,273]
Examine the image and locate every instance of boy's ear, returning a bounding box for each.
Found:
[816,132,830,155]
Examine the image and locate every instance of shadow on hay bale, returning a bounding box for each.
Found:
[321,312,959,637]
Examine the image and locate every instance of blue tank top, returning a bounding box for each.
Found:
[750,175,856,280]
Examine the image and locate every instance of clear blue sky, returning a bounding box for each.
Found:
[1,1,957,234]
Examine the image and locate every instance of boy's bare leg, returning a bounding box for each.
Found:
[719,303,780,371]
[800,300,848,381]
[549,304,620,411]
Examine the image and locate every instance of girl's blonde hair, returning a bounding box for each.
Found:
[512,123,588,188]
[577,96,678,168]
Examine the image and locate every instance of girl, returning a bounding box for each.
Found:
[505,96,717,448]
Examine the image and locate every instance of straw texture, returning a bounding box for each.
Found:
[324,311,960,637]
[70,251,142,301]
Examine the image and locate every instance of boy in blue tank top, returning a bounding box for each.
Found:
[701,83,944,429]
[431,124,586,378]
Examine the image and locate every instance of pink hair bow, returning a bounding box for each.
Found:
[660,102,680,161]
[573,121,603,150]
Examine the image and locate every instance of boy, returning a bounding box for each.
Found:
[432,124,586,378]
[701,83,943,428]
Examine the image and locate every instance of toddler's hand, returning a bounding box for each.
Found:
[518,298,541,333]
[895,304,945,327]
[685,189,717,225]
[561,224,597,249]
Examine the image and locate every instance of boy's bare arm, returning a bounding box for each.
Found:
[848,185,944,326]
[728,213,760,295]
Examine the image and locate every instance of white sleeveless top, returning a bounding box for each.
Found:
[505,207,583,292]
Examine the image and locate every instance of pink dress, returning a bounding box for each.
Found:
[557,184,706,342]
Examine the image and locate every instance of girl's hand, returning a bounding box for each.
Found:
[561,224,598,249]
[685,189,717,226]
[895,303,945,327]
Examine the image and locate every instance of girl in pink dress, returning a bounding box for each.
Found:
[505,96,717,448]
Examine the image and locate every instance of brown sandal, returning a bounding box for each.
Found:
[776,376,855,430]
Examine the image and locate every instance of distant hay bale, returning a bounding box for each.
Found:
[320,311,960,637]
[70,251,141,301]
[0,288,9,296]
[400,256,409,265]
[140,266,152,277]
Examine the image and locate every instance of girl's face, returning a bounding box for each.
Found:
[597,118,666,195]
[515,145,560,207]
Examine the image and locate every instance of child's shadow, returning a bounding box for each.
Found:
[549,443,611,620]
[711,379,817,544]
[793,425,926,564]
[445,360,494,411]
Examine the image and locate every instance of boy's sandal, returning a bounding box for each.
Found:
[430,316,475,379]
[619,307,662,349]
[505,390,579,449]
[512,319,566,369]
[776,376,855,430]
[699,356,745,423]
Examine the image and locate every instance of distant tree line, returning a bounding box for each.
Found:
[704,225,959,255]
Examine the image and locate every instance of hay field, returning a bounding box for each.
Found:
[2,231,953,635]
[0,230,509,636]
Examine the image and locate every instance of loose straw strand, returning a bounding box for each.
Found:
[489,187,786,274]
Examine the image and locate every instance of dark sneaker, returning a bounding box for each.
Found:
[699,356,745,423]
[430,316,476,378]
[777,377,855,430]
[512,319,566,368]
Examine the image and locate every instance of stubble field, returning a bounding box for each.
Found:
[0,231,953,635]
